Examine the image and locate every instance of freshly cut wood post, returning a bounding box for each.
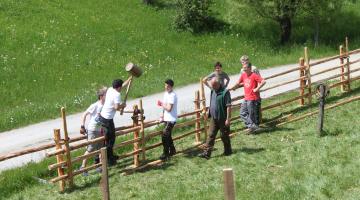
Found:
[139,99,146,161]
[223,168,235,200]
[100,147,110,200]
[194,91,201,143]
[345,37,351,91]
[53,129,65,192]
[132,105,140,167]
[61,107,73,187]
[340,45,346,92]
[299,57,305,106]
[199,78,208,140]
[304,47,312,104]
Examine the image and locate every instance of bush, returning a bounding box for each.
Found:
[173,0,214,33]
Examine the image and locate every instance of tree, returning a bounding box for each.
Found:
[241,0,305,44]
[302,0,343,47]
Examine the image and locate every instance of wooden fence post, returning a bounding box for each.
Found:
[299,57,305,106]
[200,78,208,140]
[223,168,236,200]
[340,45,346,92]
[100,147,110,200]
[304,47,312,104]
[53,129,65,192]
[61,107,73,187]
[345,37,351,91]
[139,99,146,161]
[132,105,140,167]
[194,91,201,144]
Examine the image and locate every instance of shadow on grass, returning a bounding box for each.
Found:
[238,147,265,154]
[146,0,177,10]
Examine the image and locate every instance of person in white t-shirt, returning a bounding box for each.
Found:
[157,79,178,160]
[79,87,107,175]
[97,77,132,165]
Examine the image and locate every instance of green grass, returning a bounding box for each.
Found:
[1,81,359,199]
[1,0,360,132]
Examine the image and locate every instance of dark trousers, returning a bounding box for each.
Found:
[97,115,116,160]
[204,118,232,156]
[162,121,176,156]
[240,99,261,128]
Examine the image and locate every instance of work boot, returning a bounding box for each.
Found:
[169,146,176,156]
[159,153,169,161]
[222,150,232,156]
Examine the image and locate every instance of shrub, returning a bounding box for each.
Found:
[173,0,214,33]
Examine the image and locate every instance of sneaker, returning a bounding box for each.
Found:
[79,166,88,177]
[198,152,210,160]
[159,154,169,161]
[248,125,260,134]
[96,167,102,173]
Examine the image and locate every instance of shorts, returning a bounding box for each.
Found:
[87,127,105,152]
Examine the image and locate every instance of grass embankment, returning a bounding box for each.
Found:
[1,0,360,132]
[1,81,359,199]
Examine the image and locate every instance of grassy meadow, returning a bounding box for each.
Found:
[0,80,359,199]
[1,0,360,132]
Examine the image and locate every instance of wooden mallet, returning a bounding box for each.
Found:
[120,63,143,115]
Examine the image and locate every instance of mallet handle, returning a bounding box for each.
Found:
[120,76,133,115]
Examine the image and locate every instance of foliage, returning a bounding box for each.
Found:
[301,0,344,47]
[239,0,305,44]
[173,0,215,33]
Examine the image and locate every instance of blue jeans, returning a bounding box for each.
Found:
[240,99,261,128]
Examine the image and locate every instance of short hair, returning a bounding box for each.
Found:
[112,79,123,89]
[240,55,249,63]
[165,79,174,87]
[214,61,222,68]
[97,86,108,99]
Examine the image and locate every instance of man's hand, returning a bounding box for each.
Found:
[80,126,86,135]
[225,119,230,127]
[253,88,259,93]
[157,100,163,107]
[159,115,164,122]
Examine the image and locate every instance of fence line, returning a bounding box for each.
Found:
[1,38,359,193]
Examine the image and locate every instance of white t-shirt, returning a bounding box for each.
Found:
[86,101,103,131]
[100,87,121,119]
[163,91,177,122]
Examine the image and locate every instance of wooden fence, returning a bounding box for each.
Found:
[0,38,360,194]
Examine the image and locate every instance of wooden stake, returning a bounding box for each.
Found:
[304,47,312,104]
[345,37,351,91]
[100,147,110,200]
[199,78,208,140]
[139,99,146,161]
[53,129,65,192]
[61,107,73,187]
[299,57,305,106]
[132,105,140,167]
[194,91,201,144]
[223,168,236,200]
[340,45,346,92]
